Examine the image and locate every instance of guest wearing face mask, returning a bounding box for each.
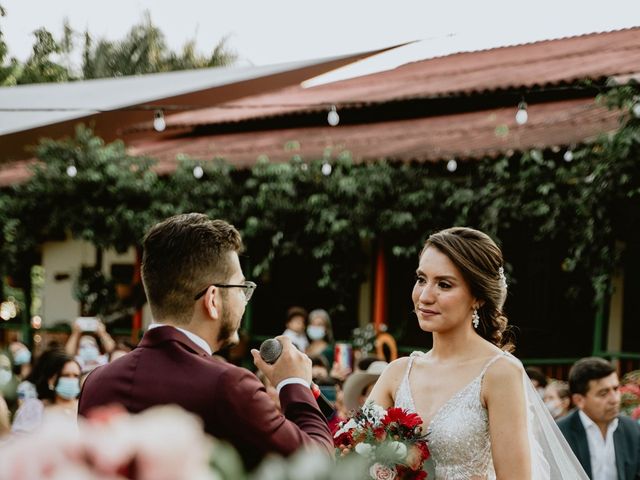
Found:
[9,342,32,381]
[0,353,19,414]
[65,318,115,374]
[305,309,335,367]
[12,349,80,434]
[544,380,572,421]
[9,342,38,408]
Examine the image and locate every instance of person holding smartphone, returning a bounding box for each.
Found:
[65,318,115,374]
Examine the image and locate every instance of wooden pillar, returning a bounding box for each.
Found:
[357,238,373,328]
[131,247,143,344]
[373,242,387,332]
[606,244,625,367]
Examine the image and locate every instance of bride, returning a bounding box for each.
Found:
[367,227,588,479]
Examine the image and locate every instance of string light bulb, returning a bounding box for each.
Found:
[446,159,458,172]
[193,165,204,179]
[327,105,340,126]
[563,150,574,162]
[515,101,528,125]
[633,102,640,118]
[66,165,77,177]
[321,162,332,176]
[153,109,166,132]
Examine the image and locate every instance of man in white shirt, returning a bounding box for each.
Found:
[558,357,640,480]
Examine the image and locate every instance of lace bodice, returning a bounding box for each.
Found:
[395,351,506,480]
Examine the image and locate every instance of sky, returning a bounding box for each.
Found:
[1,0,640,84]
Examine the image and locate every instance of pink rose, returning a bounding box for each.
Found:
[369,462,397,480]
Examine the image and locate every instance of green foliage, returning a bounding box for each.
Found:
[1,87,639,311]
[1,125,160,275]
[73,267,116,316]
[0,9,236,85]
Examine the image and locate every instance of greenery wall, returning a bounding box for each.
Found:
[1,87,639,353]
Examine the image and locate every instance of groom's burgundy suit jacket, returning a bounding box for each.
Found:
[78,326,333,468]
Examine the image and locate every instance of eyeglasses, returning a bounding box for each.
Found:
[193,281,257,302]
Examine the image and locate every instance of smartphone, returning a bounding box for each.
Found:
[319,385,337,403]
[334,343,353,371]
[76,317,99,332]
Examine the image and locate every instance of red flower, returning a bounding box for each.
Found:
[374,426,387,441]
[417,441,431,461]
[632,406,640,421]
[397,465,428,479]
[334,430,354,448]
[621,384,640,397]
[382,407,423,430]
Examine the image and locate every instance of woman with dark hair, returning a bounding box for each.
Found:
[368,227,588,479]
[11,348,81,433]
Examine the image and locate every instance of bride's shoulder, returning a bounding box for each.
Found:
[378,354,414,381]
[483,353,523,387]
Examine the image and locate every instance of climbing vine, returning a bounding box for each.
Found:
[1,86,639,312]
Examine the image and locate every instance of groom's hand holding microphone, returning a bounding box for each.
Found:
[251,336,334,419]
[252,335,312,387]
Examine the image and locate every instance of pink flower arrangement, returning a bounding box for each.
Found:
[0,405,218,480]
[334,403,430,480]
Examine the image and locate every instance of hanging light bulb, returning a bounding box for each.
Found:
[563,150,574,162]
[321,162,332,176]
[153,109,166,132]
[327,105,340,126]
[632,102,640,118]
[66,165,77,177]
[515,101,528,125]
[193,165,204,179]
[446,159,458,172]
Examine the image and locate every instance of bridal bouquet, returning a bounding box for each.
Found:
[334,403,430,480]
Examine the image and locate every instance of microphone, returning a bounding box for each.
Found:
[259,338,283,365]
[258,338,335,419]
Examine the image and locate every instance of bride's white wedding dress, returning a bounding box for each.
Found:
[394,351,589,480]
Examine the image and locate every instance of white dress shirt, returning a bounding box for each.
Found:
[148,323,212,355]
[579,410,619,480]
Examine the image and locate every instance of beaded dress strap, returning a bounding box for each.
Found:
[479,352,507,379]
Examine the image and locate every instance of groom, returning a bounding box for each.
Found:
[78,213,333,469]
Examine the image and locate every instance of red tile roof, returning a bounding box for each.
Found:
[2,28,634,186]
[125,98,619,170]
[132,27,640,130]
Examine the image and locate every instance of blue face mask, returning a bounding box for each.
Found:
[13,349,31,366]
[307,325,326,341]
[55,377,80,400]
[0,368,11,387]
[79,346,99,363]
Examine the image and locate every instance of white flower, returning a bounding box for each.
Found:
[369,404,386,420]
[387,441,407,459]
[361,402,386,426]
[369,462,397,480]
[334,418,357,438]
[354,442,375,457]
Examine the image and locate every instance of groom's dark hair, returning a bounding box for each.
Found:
[568,357,615,396]
[141,213,243,324]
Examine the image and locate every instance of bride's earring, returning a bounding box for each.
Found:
[472,308,480,329]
